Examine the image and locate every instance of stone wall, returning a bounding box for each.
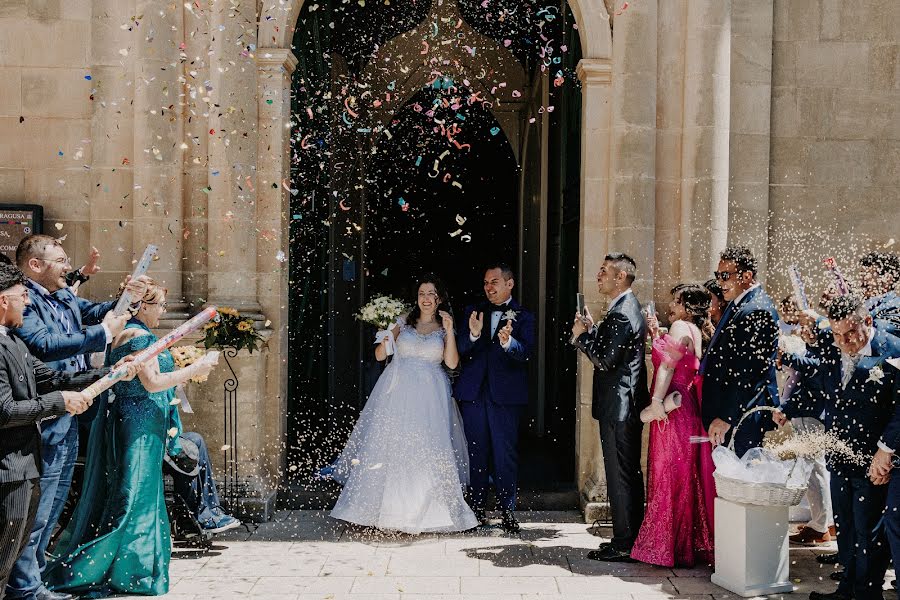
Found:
[0,0,94,269]
[766,0,899,297]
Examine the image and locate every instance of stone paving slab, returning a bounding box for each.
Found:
[104,510,897,600]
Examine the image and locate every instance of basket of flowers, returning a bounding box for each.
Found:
[712,405,868,507]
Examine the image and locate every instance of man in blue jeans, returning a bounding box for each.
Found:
[6,235,143,600]
[168,431,241,533]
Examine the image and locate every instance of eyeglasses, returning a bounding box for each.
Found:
[38,256,72,267]
[0,291,29,302]
[714,270,741,282]
[143,301,168,310]
[418,292,438,299]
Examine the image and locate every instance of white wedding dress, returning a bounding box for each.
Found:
[329,318,478,533]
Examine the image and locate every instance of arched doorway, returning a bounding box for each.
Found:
[365,85,519,306]
[283,0,592,506]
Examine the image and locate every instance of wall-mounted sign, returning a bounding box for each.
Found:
[0,204,43,262]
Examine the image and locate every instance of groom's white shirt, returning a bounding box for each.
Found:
[470,298,516,351]
[607,288,633,312]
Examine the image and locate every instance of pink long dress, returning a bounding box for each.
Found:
[630,333,715,567]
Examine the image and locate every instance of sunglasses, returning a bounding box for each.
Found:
[713,270,742,282]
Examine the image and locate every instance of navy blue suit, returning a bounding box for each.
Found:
[455,299,534,511]
[6,282,114,600]
[784,327,900,600]
[700,285,779,457]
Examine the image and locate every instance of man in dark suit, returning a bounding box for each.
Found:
[455,263,534,533]
[6,236,140,600]
[0,263,131,600]
[776,295,900,600]
[571,253,649,562]
[701,245,779,456]
[859,251,900,337]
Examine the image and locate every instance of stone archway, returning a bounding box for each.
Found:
[256,0,616,517]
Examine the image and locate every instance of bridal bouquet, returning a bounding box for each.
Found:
[356,295,410,359]
[170,345,212,383]
[355,295,409,330]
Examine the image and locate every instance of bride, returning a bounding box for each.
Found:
[329,274,478,534]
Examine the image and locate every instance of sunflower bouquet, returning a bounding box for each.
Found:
[202,307,265,353]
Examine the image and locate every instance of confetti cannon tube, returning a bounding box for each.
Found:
[787,265,810,310]
[81,307,219,400]
[823,257,851,296]
[113,244,159,316]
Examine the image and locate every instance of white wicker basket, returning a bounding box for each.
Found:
[713,405,808,507]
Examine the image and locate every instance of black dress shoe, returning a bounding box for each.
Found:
[829,570,844,582]
[36,591,76,600]
[816,552,840,565]
[500,510,520,534]
[587,545,636,562]
[809,590,851,600]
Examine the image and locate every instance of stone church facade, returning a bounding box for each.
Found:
[0,0,896,517]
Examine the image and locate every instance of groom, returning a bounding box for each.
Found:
[571,253,649,562]
[456,263,534,533]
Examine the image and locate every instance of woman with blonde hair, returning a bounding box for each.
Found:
[47,280,218,597]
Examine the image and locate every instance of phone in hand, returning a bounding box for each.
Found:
[576,293,586,320]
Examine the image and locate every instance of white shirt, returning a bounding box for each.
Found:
[732,282,761,308]
[0,324,7,337]
[607,288,633,312]
[470,298,515,350]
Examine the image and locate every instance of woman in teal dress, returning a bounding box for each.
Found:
[46,281,217,597]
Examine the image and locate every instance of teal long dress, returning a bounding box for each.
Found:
[47,321,183,597]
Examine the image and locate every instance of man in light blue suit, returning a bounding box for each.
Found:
[5,235,141,600]
[859,251,900,337]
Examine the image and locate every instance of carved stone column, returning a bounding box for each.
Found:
[574,58,613,520]
[132,0,184,306]
[256,47,297,482]
[205,0,261,313]
[680,0,732,280]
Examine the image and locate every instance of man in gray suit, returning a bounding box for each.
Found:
[0,264,133,600]
[571,253,650,562]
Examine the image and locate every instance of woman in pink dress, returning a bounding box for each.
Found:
[631,284,715,567]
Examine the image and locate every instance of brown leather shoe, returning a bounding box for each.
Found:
[790,526,831,545]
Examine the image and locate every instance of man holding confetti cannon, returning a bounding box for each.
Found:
[5,235,147,600]
[0,262,140,600]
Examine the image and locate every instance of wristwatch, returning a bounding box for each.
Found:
[66,268,90,286]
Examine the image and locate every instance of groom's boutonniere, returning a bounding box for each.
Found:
[867,365,885,385]
[502,309,518,322]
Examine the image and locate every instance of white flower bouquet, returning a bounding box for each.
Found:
[355,295,409,330]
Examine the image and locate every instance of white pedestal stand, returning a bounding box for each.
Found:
[711,497,795,597]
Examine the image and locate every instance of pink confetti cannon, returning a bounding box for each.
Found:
[823,257,851,296]
[81,307,219,400]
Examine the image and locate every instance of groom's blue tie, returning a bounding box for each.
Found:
[699,300,737,375]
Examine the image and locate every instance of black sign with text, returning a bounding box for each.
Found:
[0,204,43,262]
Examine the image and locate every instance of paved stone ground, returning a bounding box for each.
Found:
[115,510,891,600]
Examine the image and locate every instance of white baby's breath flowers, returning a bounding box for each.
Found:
[764,429,870,467]
[502,309,518,322]
[778,334,807,357]
[355,295,409,330]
